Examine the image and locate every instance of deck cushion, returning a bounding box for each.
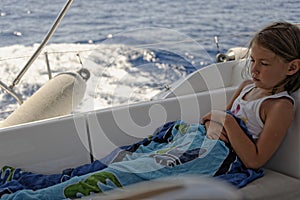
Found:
[240,169,300,200]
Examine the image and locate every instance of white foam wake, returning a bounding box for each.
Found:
[0,43,189,121]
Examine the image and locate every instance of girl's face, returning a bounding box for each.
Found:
[250,43,289,92]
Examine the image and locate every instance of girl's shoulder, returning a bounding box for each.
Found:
[225,80,254,110]
[236,80,254,95]
[240,80,254,88]
[262,92,295,110]
[235,80,255,98]
[260,90,295,123]
[260,95,295,124]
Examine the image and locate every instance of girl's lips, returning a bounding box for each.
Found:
[252,76,259,82]
[251,73,259,81]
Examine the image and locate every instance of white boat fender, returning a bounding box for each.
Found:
[216,47,248,62]
[0,68,90,128]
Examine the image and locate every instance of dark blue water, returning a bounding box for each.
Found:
[2,0,299,45]
[1,0,299,68]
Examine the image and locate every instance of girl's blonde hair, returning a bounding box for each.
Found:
[244,21,300,94]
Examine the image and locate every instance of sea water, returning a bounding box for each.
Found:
[0,0,299,120]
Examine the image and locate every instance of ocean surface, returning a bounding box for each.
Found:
[0,0,299,121]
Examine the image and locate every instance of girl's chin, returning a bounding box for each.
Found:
[253,81,263,88]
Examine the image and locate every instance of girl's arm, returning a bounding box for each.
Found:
[206,98,294,169]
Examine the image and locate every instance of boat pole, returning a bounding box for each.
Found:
[9,0,74,89]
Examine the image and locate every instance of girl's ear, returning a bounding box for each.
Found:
[287,59,300,75]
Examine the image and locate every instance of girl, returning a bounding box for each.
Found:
[202,21,300,169]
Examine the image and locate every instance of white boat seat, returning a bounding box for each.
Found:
[0,115,91,174]
[240,169,300,200]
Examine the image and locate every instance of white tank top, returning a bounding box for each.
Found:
[230,84,295,139]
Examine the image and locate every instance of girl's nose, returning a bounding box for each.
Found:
[251,62,259,75]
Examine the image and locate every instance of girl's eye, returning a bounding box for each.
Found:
[261,62,269,66]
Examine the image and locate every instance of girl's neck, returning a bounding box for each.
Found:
[257,86,286,94]
[245,86,285,101]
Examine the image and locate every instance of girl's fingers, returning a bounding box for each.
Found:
[201,112,212,124]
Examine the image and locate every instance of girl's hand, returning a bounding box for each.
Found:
[204,120,229,143]
[201,110,229,143]
[201,110,227,125]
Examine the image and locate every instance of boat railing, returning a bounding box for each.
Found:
[0,47,94,105]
